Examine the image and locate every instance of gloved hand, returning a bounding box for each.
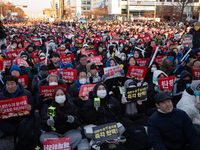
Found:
[102,74,107,81]
[47,118,54,126]
[67,115,75,123]
[154,85,160,93]
[120,69,124,75]
[195,102,200,109]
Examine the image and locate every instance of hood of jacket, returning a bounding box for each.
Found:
[153,70,168,84]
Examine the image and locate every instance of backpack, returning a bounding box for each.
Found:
[14,118,41,150]
[124,125,151,150]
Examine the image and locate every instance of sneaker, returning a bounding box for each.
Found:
[0,130,5,138]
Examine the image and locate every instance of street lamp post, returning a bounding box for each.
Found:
[137,1,141,18]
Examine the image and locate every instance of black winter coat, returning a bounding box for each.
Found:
[189,28,200,49]
[81,96,121,125]
[148,109,200,150]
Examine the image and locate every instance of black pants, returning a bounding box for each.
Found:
[121,114,149,129]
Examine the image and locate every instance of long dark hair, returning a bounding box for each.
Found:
[52,87,75,124]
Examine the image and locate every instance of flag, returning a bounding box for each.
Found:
[99,1,106,10]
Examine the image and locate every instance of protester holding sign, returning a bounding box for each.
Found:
[146,70,167,116]
[40,87,82,149]
[86,63,102,84]
[145,62,160,85]
[177,80,200,137]
[0,75,35,138]
[81,83,125,139]
[48,53,63,70]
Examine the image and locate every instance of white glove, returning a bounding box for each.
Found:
[67,115,75,123]
[195,102,200,109]
[47,118,54,126]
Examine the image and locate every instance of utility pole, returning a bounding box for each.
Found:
[161,0,164,22]
[127,0,129,21]
[154,0,156,21]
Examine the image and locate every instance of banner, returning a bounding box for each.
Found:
[7,51,18,58]
[136,58,149,67]
[3,58,13,68]
[0,96,30,119]
[88,44,95,49]
[154,55,166,65]
[32,56,39,64]
[60,55,73,64]
[104,66,122,80]
[89,56,103,65]
[158,75,175,91]
[38,58,50,66]
[126,65,148,81]
[43,137,71,150]
[92,122,119,142]
[74,43,83,48]
[182,34,193,48]
[0,61,3,71]
[79,84,95,100]
[142,35,151,42]
[15,57,29,67]
[15,47,25,54]
[18,75,28,88]
[57,49,66,55]
[126,85,147,102]
[82,50,96,56]
[23,42,30,48]
[192,69,200,78]
[40,84,68,97]
[33,40,42,46]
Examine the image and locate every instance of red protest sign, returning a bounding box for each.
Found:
[142,35,151,42]
[0,96,30,119]
[88,56,103,65]
[58,39,63,44]
[18,75,28,88]
[33,40,41,46]
[136,58,149,67]
[61,69,77,83]
[154,55,166,65]
[7,51,18,58]
[111,32,117,36]
[40,84,67,97]
[23,42,30,48]
[15,57,29,67]
[60,55,73,64]
[104,66,121,77]
[32,51,38,57]
[158,75,175,91]
[38,58,50,66]
[75,38,83,43]
[79,84,95,100]
[82,50,96,56]
[15,38,22,42]
[192,69,200,78]
[126,65,148,81]
[3,58,13,68]
[57,49,66,55]
[0,61,3,71]
[43,137,71,150]
[32,55,39,64]
[15,47,25,54]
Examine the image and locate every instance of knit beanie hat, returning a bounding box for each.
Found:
[65,63,73,69]
[90,64,96,70]
[191,80,200,91]
[10,65,21,74]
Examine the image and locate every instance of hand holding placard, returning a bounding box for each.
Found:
[94,98,100,111]
[47,106,56,131]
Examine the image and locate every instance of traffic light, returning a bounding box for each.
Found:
[56,3,58,10]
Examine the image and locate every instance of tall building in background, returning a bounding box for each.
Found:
[52,0,56,9]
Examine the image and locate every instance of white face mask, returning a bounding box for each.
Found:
[122,56,126,60]
[49,82,58,85]
[79,78,86,84]
[22,57,27,60]
[151,67,157,72]
[55,95,66,104]
[40,56,45,60]
[120,44,123,47]
[97,90,107,99]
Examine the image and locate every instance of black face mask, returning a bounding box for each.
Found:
[183,79,191,85]
[40,71,48,79]
[157,52,163,56]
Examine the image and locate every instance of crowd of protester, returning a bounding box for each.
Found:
[0,20,200,150]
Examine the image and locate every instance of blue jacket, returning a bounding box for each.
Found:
[148,108,200,150]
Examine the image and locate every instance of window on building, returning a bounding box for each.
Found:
[87,1,90,4]
[83,1,86,4]
[83,7,87,10]
[194,0,198,2]
[87,6,90,10]
[174,0,179,2]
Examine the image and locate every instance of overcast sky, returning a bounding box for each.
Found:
[7,0,51,14]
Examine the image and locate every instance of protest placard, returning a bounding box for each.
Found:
[0,96,30,119]
[92,122,119,142]
[43,137,71,150]
[158,75,175,91]
[40,85,67,97]
[79,84,95,100]
[126,85,147,102]
[126,65,147,81]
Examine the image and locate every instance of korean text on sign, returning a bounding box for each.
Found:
[126,65,148,81]
[79,84,95,100]
[0,96,30,119]
[92,122,119,142]
[40,85,68,97]
[126,85,147,102]
[104,66,121,77]
[158,75,175,91]
[43,137,71,150]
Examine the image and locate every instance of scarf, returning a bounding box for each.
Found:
[6,85,21,98]
[75,80,88,93]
